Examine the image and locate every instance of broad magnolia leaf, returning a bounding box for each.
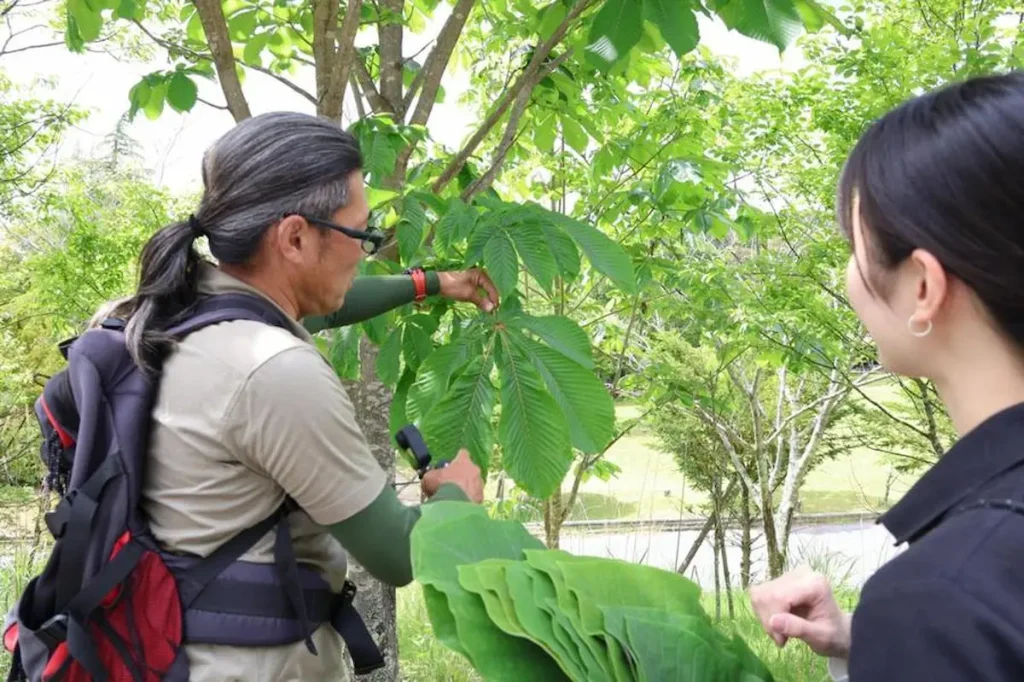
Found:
[586,0,643,71]
[511,333,614,454]
[554,214,636,293]
[710,0,804,52]
[410,503,565,681]
[411,502,776,682]
[643,0,700,58]
[419,356,497,471]
[496,335,572,499]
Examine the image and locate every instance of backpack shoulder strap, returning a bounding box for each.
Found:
[167,293,297,339]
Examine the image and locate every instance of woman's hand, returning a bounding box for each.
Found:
[437,268,499,313]
[421,449,484,503]
[749,566,852,659]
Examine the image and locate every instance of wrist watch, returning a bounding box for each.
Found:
[404,267,427,302]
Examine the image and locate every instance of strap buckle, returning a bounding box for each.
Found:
[44,491,76,539]
[36,615,68,650]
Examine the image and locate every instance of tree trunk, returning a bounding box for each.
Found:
[543,492,564,549]
[340,339,399,681]
[713,522,721,621]
[739,483,752,589]
[760,488,785,579]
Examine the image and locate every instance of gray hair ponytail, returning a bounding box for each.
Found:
[123,111,363,374]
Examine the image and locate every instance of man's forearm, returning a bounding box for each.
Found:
[328,481,467,587]
[303,272,441,333]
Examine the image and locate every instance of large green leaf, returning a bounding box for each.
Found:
[512,314,594,370]
[586,0,643,71]
[560,115,589,155]
[407,341,472,418]
[512,333,614,453]
[509,221,557,293]
[376,326,403,386]
[166,72,198,112]
[398,197,427,264]
[410,503,566,680]
[553,215,635,293]
[710,0,803,51]
[484,228,519,297]
[68,0,102,42]
[420,355,497,470]
[540,222,581,280]
[643,0,700,58]
[496,333,572,499]
[436,197,476,249]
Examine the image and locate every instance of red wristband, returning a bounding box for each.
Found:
[409,268,427,302]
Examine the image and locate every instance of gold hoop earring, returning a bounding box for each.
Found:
[907,317,933,338]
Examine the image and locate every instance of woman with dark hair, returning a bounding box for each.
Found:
[113,111,494,681]
[750,71,1024,681]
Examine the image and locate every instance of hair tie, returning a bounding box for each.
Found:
[188,214,204,239]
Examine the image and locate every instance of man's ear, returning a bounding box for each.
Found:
[909,248,948,326]
[272,215,312,265]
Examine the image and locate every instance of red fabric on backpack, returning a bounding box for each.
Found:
[40,533,183,682]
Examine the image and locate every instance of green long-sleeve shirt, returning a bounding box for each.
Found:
[301,271,469,588]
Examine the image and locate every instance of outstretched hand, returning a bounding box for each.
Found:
[749,566,852,659]
[437,268,499,313]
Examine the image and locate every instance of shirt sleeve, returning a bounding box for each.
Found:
[224,345,388,527]
[302,272,441,333]
[850,578,1015,681]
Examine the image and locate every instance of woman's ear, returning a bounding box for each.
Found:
[908,248,948,326]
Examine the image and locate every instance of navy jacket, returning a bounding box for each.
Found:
[850,402,1024,680]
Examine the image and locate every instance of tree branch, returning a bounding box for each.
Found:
[247,63,317,105]
[432,0,597,194]
[377,0,404,114]
[354,56,393,113]
[191,0,250,121]
[320,0,363,121]
[406,0,475,126]
[460,49,572,200]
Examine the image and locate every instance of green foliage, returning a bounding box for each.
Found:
[411,501,776,681]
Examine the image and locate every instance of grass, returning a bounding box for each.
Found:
[397,583,859,682]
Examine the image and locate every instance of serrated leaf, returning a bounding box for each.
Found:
[376,327,403,386]
[554,215,635,293]
[585,0,643,71]
[509,221,557,293]
[512,333,614,453]
[408,341,473,419]
[465,220,497,267]
[539,222,580,280]
[484,229,519,297]
[328,325,362,381]
[421,355,497,471]
[711,0,803,51]
[496,334,572,499]
[436,198,475,249]
[644,0,700,57]
[398,220,424,264]
[513,314,593,370]
[367,186,399,209]
[367,132,398,180]
[166,72,198,112]
[560,115,588,155]
[402,320,434,372]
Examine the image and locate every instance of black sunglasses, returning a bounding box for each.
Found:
[285,213,385,255]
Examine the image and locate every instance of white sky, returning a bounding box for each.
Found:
[2,5,806,193]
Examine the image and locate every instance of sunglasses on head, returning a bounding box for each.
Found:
[284,213,385,255]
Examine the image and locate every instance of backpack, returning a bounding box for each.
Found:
[2,292,385,682]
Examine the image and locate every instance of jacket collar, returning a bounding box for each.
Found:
[879,401,1024,544]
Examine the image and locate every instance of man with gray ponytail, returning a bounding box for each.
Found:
[119,112,492,680]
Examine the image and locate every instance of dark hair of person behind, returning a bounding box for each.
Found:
[836,70,1024,343]
[122,111,363,374]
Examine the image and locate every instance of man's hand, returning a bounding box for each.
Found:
[749,566,852,659]
[421,449,484,503]
[437,268,499,313]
